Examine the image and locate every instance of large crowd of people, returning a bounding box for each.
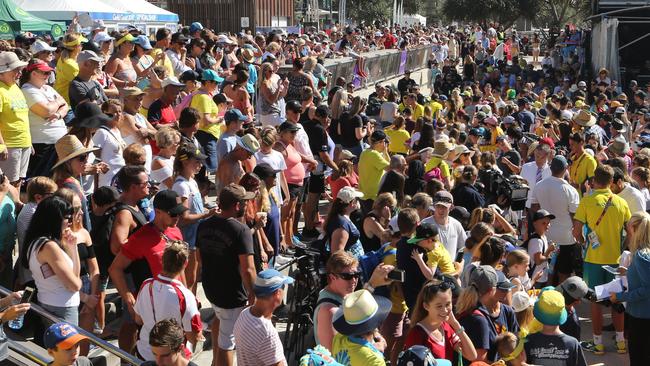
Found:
[0,17,647,366]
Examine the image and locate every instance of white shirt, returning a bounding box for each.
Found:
[618,183,646,214]
[255,149,287,205]
[234,307,286,366]
[528,234,549,283]
[531,176,580,245]
[134,275,201,361]
[292,123,314,174]
[520,161,552,208]
[21,83,67,144]
[421,215,467,259]
[165,49,191,77]
[92,127,126,187]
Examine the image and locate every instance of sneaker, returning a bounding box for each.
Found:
[616,340,627,354]
[292,236,303,246]
[581,340,605,355]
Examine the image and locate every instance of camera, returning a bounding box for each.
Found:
[478,169,529,211]
[584,288,626,313]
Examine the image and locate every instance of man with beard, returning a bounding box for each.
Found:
[197,184,257,366]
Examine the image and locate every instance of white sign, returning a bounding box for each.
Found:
[241,17,250,28]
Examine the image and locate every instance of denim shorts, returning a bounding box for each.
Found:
[39,302,79,326]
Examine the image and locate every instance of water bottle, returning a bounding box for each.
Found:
[7,314,24,330]
[548,244,559,276]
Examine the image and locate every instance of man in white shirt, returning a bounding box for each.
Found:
[421,190,467,260]
[521,139,553,210]
[611,166,646,214]
[165,33,191,77]
[531,155,581,283]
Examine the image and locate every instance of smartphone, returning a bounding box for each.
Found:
[387,269,405,283]
[20,287,35,304]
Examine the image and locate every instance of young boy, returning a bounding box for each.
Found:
[527,209,557,288]
[44,322,92,366]
[555,276,589,341]
[142,319,198,366]
[524,290,587,366]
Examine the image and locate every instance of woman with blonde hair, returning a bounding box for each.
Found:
[54,33,83,104]
[329,88,349,142]
[611,211,650,365]
[105,33,137,90]
[150,126,180,190]
[254,126,288,217]
[258,62,288,127]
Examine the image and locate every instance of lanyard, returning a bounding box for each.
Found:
[595,196,613,227]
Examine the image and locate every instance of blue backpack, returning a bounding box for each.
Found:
[358,243,396,283]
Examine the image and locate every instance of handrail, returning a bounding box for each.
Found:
[7,339,50,366]
[0,285,142,366]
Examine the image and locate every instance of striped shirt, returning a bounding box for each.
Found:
[233,307,285,366]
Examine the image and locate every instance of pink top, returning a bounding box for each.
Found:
[281,141,305,185]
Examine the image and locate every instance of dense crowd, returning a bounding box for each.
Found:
[0,17,647,366]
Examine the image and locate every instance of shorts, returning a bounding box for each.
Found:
[0,147,30,182]
[583,262,616,289]
[287,183,304,200]
[380,311,409,338]
[211,305,245,350]
[308,174,325,194]
[556,244,583,276]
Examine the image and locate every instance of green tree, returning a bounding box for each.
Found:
[347,0,393,24]
[442,0,539,29]
[532,0,591,29]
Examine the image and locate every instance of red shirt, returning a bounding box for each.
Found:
[404,322,460,361]
[384,34,398,49]
[120,223,183,277]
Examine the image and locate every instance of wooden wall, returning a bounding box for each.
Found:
[167,0,293,33]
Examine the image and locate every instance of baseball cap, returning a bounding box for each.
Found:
[254,269,294,296]
[154,190,189,216]
[120,87,145,98]
[286,100,303,113]
[495,135,508,143]
[407,223,439,244]
[502,116,515,125]
[475,111,487,121]
[237,134,260,155]
[30,39,57,54]
[24,60,54,73]
[511,290,535,312]
[469,265,498,295]
[91,19,106,31]
[577,80,587,87]
[219,184,256,206]
[532,209,556,222]
[171,32,189,44]
[433,190,453,208]
[496,271,517,291]
[180,70,200,82]
[162,76,186,89]
[550,155,568,171]
[279,121,300,132]
[469,128,483,137]
[337,186,364,203]
[202,69,224,83]
[484,116,498,126]
[93,32,114,44]
[538,137,555,150]
[253,163,281,180]
[556,276,589,302]
[371,130,388,143]
[224,109,248,123]
[76,50,104,63]
[133,35,153,50]
[533,290,568,326]
[177,142,207,161]
[216,34,235,44]
[615,107,626,115]
[44,323,88,350]
[189,22,204,34]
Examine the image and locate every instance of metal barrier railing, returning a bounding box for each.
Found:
[0,285,142,366]
[6,339,50,366]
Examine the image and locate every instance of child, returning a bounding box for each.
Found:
[408,223,457,280]
[555,276,589,341]
[496,332,530,366]
[385,116,411,155]
[511,291,535,335]
[505,249,543,292]
[44,322,92,366]
[404,280,478,361]
[326,159,358,200]
[524,290,587,366]
[526,210,557,288]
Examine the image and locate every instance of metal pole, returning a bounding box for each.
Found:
[618,31,650,50]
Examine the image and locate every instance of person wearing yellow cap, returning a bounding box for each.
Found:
[105,33,137,90]
[54,33,85,104]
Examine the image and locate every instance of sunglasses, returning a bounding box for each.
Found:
[336,271,362,281]
[77,154,89,162]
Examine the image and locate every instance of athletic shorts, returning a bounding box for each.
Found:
[308,174,325,194]
[556,243,584,276]
[583,262,616,289]
[288,183,304,200]
[212,305,245,350]
[0,147,30,182]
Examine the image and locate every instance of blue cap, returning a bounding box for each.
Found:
[133,35,152,50]
[439,95,448,101]
[44,322,88,350]
[253,269,294,296]
[189,22,203,34]
[201,69,224,83]
[224,108,248,123]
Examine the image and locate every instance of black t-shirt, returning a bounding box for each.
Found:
[69,77,108,111]
[396,237,429,310]
[459,304,519,364]
[197,216,254,308]
[525,332,587,366]
[496,150,521,177]
[303,119,329,158]
[340,113,363,148]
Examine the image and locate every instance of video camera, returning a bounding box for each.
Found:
[479,169,529,211]
[583,288,626,313]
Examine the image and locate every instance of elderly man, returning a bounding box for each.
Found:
[421,191,467,260]
[521,138,553,214]
[69,50,109,110]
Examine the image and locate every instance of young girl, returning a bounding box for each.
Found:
[511,290,535,335]
[404,280,477,361]
[326,159,358,199]
[385,116,410,155]
[505,249,543,292]
[526,210,557,288]
[495,332,530,366]
[172,143,217,294]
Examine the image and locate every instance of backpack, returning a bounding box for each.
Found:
[358,243,396,283]
[173,90,207,120]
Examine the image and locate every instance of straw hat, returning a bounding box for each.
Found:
[571,110,596,127]
[52,135,100,170]
[332,289,391,336]
[608,136,630,156]
[432,140,454,158]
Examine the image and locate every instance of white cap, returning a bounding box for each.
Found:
[216,34,234,44]
[336,186,364,204]
[577,80,587,87]
[615,107,626,114]
[511,291,535,313]
[29,39,56,54]
[93,32,114,44]
[161,76,185,89]
[91,19,106,31]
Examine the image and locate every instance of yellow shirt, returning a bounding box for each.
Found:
[480,126,504,153]
[426,242,455,274]
[424,157,451,178]
[0,82,30,148]
[358,149,389,200]
[429,101,443,119]
[411,103,425,121]
[574,188,631,264]
[569,151,597,197]
[332,333,385,366]
[385,127,410,154]
[381,244,407,314]
[150,48,174,78]
[192,94,222,139]
[54,57,79,105]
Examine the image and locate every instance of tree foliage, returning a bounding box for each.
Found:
[532,0,591,29]
[442,0,540,28]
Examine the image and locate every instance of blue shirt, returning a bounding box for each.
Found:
[246,63,257,95]
[618,250,650,319]
[459,303,519,364]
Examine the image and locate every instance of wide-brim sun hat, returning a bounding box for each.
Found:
[332,290,391,336]
[607,137,630,156]
[52,135,100,170]
[572,110,596,127]
[431,140,454,158]
[0,51,28,73]
[533,289,568,326]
